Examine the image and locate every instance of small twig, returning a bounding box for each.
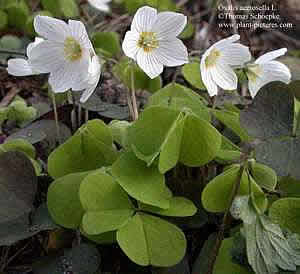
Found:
[0,87,20,108]
[205,159,248,274]
[2,242,30,271]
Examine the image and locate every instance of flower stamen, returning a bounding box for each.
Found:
[246,64,262,83]
[137,32,159,53]
[64,37,82,61]
[205,48,221,68]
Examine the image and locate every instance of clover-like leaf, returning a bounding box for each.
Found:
[0,151,37,223]
[47,172,89,228]
[48,119,118,179]
[240,82,300,179]
[240,82,294,140]
[202,166,267,213]
[182,62,206,90]
[117,213,186,267]
[80,170,133,212]
[128,106,185,173]
[147,83,210,121]
[179,113,222,167]
[212,109,250,142]
[111,151,172,209]
[92,31,121,58]
[139,197,197,217]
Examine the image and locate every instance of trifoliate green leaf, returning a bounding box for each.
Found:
[147,83,210,121]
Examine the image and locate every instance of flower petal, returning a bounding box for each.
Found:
[214,34,240,49]
[48,63,74,93]
[248,61,291,98]
[34,15,70,42]
[200,58,218,96]
[68,20,93,50]
[131,6,157,33]
[155,38,188,66]
[219,43,251,66]
[80,56,102,103]
[136,50,163,79]
[152,11,187,39]
[255,48,287,64]
[29,40,65,73]
[27,37,44,58]
[7,59,35,76]
[87,0,111,12]
[212,61,238,90]
[122,31,140,60]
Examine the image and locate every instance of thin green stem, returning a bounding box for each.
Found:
[69,91,77,132]
[51,92,61,144]
[130,66,138,121]
[78,104,82,127]
[85,109,89,123]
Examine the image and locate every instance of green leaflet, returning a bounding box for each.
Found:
[48,119,118,179]
[202,166,267,213]
[111,151,172,209]
[47,172,89,228]
[128,106,221,173]
[117,213,186,267]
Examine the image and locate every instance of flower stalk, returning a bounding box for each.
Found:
[130,66,139,121]
[51,92,61,144]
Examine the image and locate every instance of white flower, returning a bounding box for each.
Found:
[30,16,97,94]
[80,56,101,103]
[246,48,291,98]
[122,6,188,79]
[7,38,44,76]
[87,0,111,12]
[200,34,251,97]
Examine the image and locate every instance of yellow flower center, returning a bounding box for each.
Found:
[205,48,221,68]
[64,37,82,61]
[246,64,263,83]
[137,32,159,53]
